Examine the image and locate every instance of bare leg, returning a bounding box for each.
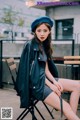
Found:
[58,79,80,113]
[44,92,80,120]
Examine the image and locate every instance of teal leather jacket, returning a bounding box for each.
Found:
[16,38,58,108]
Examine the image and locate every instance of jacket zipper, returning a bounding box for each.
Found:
[30,60,34,75]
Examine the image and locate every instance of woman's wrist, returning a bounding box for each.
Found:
[52,78,56,84]
[53,79,58,85]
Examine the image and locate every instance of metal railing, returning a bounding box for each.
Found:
[0,38,80,87]
[0,39,28,88]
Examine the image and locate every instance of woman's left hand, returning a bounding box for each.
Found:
[54,80,63,92]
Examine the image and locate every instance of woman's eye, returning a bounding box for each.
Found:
[37,30,41,32]
[37,29,48,32]
[43,30,47,32]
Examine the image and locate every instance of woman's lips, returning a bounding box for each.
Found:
[40,37,45,39]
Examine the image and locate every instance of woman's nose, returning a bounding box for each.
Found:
[40,31,44,35]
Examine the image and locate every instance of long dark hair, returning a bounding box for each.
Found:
[32,23,53,58]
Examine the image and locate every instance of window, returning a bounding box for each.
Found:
[21,32,24,37]
[3,30,9,34]
[14,32,17,37]
[55,19,74,40]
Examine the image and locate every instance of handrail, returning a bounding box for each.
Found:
[64,61,80,64]
[64,56,80,59]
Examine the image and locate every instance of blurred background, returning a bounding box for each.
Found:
[0,0,80,88]
[0,0,45,41]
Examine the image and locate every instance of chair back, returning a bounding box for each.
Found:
[6,58,19,95]
[64,56,80,64]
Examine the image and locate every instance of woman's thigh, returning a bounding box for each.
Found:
[44,91,72,112]
[58,78,80,92]
[44,91,61,110]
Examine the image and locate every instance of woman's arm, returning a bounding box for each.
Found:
[45,78,61,96]
[45,62,63,92]
[45,62,56,83]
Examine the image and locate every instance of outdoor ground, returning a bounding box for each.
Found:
[0,88,80,120]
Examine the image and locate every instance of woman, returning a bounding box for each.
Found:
[17,16,80,120]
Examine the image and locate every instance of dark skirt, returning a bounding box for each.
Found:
[43,78,59,101]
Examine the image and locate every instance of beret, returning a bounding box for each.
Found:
[31,16,53,32]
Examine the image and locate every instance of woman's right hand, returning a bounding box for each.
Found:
[50,83,61,97]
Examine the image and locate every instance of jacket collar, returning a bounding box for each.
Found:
[31,38,39,51]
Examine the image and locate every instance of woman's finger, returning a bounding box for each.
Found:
[56,90,61,96]
[59,83,63,92]
[54,87,61,96]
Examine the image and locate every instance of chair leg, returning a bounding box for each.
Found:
[17,105,37,120]
[42,102,54,119]
[34,106,45,120]
[30,99,37,120]
[31,104,37,120]
[16,108,27,120]
[17,101,54,120]
[16,101,38,120]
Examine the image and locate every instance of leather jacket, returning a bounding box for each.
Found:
[16,38,58,108]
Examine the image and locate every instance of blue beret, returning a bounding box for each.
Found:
[31,16,53,32]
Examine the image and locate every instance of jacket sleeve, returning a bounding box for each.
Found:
[16,42,30,108]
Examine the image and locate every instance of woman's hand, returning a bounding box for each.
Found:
[50,83,61,96]
[54,80,63,92]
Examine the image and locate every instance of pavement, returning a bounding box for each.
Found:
[0,88,80,120]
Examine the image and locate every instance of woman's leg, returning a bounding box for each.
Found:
[44,92,80,120]
[58,78,80,113]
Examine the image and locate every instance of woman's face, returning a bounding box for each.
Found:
[35,23,50,42]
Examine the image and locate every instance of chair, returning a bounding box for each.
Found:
[5,57,54,120]
[64,56,80,106]
[64,56,80,80]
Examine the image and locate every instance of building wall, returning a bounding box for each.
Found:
[46,5,80,43]
[0,0,45,40]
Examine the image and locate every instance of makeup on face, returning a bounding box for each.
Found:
[35,24,50,42]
